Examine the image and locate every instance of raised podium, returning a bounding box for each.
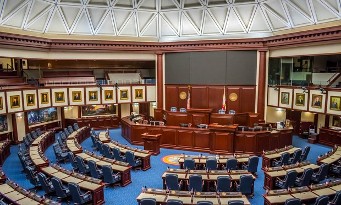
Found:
[141,133,161,155]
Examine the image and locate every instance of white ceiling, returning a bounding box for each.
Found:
[0,0,340,42]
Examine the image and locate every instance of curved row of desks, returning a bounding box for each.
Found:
[121,117,292,155]
[98,131,152,170]
[262,146,301,168]
[264,179,341,205]
[137,188,251,205]
[317,145,341,165]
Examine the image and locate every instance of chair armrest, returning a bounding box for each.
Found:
[275,177,282,182]
[81,191,92,197]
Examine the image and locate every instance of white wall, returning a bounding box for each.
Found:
[270,43,341,58]
[64,106,79,119]
[15,112,25,141]
[266,106,286,123]
[121,104,131,118]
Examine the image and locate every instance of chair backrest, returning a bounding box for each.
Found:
[102,144,113,158]
[291,149,302,164]
[217,176,231,192]
[102,165,115,184]
[189,174,202,192]
[330,190,341,205]
[197,201,213,205]
[88,160,101,179]
[166,199,183,205]
[51,177,68,198]
[96,141,104,155]
[228,200,245,205]
[57,136,64,147]
[67,125,74,134]
[140,198,157,205]
[75,156,88,174]
[90,135,97,146]
[36,128,42,136]
[31,130,38,138]
[113,147,124,161]
[284,170,298,189]
[73,123,79,130]
[247,156,259,173]
[239,175,253,195]
[59,131,67,140]
[68,152,78,169]
[280,152,290,166]
[206,158,217,170]
[37,172,54,194]
[315,163,329,181]
[165,174,180,191]
[184,158,195,170]
[126,151,136,166]
[226,158,238,170]
[63,128,70,136]
[300,146,310,162]
[27,167,39,186]
[299,168,313,186]
[284,198,301,205]
[313,195,329,205]
[68,182,85,204]
[26,133,33,142]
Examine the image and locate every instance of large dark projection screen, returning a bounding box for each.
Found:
[165,51,257,85]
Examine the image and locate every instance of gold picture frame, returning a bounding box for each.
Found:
[311,94,322,109]
[104,90,113,100]
[295,93,305,106]
[41,93,49,104]
[280,92,290,105]
[26,94,35,106]
[330,96,341,111]
[72,91,82,102]
[10,95,20,108]
[120,89,128,100]
[89,91,98,101]
[55,92,65,103]
[135,89,143,99]
[0,96,3,110]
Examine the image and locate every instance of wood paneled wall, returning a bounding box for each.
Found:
[165,85,256,113]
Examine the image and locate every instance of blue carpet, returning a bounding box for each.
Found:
[2,130,332,205]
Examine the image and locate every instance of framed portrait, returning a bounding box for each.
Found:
[280,92,289,105]
[55,92,65,103]
[311,94,322,108]
[0,96,3,110]
[135,89,143,99]
[72,91,82,102]
[41,92,49,104]
[330,96,341,111]
[10,95,20,108]
[26,94,35,106]
[295,93,305,106]
[89,91,98,101]
[104,90,113,101]
[302,59,310,70]
[120,89,128,100]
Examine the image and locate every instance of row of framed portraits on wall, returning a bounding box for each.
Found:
[268,87,341,115]
[0,85,156,114]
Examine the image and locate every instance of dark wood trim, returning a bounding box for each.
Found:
[11,113,18,143]
[156,53,163,109]
[257,50,267,120]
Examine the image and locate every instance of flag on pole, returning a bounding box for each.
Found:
[187,86,191,109]
[222,86,226,111]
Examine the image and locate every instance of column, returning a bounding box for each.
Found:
[257,50,267,120]
[155,52,164,121]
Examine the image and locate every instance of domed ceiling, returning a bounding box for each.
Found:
[0,0,340,42]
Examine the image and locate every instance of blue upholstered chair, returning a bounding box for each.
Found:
[113,147,126,162]
[284,198,301,205]
[216,176,231,192]
[166,199,183,205]
[140,198,156,205]
[88,160,103,179]
[27,167,41,188]
[36,128,42,136]
[197,201,213,205]
[126,151,142,168]
[272,152,290,167]
[275,170,298,189]
[184,158,195,170]
[75,156,90,175]
[37,172,54,195]
[311,163,329,183]
[228,200,244,205]
[59,131,67,140]
[188,174,203,192]
[68,152,78,171]
[165,174,181,190]
[242,156,259,175]
[96,141,104,155]
[73,123,79,130]
[330,191,341,205]
[205,158,217,170]
[295,168,313,187]
[102,165,121,185]
[67,125,74,134]
[68,182,92,205]
[312,195,329,205]
[90,135,97,148]
[51,177,70,200]
[31,130,38,138]
[53,143,68,163]
[288,149,302,164]
[331,164,341,176]
[63,128,70,136]
[102,144,114,159]
[226,158,238,170]
[300,146,310,162]
[236,175,254,196]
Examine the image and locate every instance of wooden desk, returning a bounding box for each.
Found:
[318,127,341,146]
[136,188,251,205]
[317,146,341,165]
[0,140,11,165]
[142,133,161,155]
[262,146,300,168]
[264,164,320,190]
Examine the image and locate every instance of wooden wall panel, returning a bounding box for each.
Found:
[178,86,188,109]
[165,86,178,111]
[191,87,208,108]
[208,86,224,112]
[227,87,240,112]
[177,130,193,147]
[241,87,256,112]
